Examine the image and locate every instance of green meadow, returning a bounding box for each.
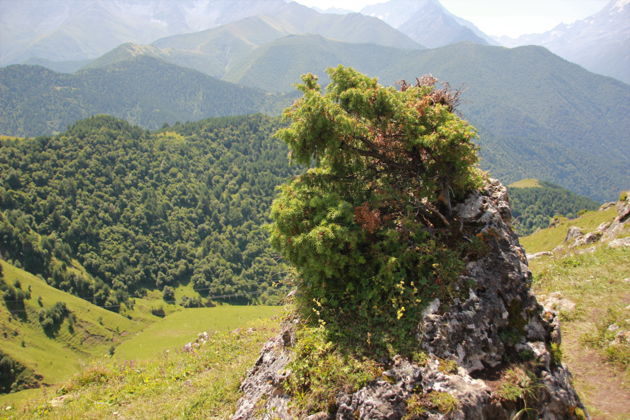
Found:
[114,305,284,360]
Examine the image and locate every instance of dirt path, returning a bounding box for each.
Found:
[562,321,629,420]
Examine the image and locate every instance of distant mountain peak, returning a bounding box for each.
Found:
[498,0,630,84]
[360,0,492,47]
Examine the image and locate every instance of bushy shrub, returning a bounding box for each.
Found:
[38,302,70,336]
[151,306,166,317]
[180,295,203,308]
[162,286,175,303]
[270,66,482,352]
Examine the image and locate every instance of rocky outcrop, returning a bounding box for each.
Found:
[233,180,586,419]
[603,192,630,241]
[564,226,583,244]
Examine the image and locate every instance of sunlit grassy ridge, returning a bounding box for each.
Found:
[509,178,543,188]
[520,207,617,253]
[507,179,600,236]
[0,258,281,406]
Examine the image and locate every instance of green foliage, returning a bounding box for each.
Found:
[428,392,459,414]
[403,391,459,419]
[508,180,599,236]
[283,325,381,415]
[620,191,628,202]
[1,277,28,319]
[581,308,629,368]
[271,66,482,353]
[0,350,40,394]
[404,394,429,419]
[38,302,70,337]
[150,307,166,318]
[179,296,203,308]
[162,286,175,303]
[550,342,563,366]
[437,358,458,374]
[0,114,297,308]
[496,367,539,404]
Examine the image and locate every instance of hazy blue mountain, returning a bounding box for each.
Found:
[313,7,354,15]
[153,2,421,52]
[83,4,421,78]
[361,0,492,47]
[223,34,415,92]
[267,2,420,49]
[0,0,289,66]
[498,0,630,84]
[22,57,91,74]
[0,56,282,136]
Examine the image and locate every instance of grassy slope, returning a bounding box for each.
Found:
[530,247,629,419]
[508,178,542,188]
[522,203,630,418]
[4,313,284,419]
[520,207,617,253]
[0,260,144,385]
[115,305,283,360]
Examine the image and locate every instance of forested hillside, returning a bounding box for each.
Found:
[508,179,599,235]
[0,114,296,310]
[0,57,284,137]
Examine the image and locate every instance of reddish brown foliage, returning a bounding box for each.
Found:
[354,202,381,234]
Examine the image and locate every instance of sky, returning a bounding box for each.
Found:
[293,0,611,37]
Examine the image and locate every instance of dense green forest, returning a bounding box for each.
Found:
[0,114,297,310]
[508,179,599,235]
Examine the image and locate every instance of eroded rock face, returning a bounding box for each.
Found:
[233,180,586,419]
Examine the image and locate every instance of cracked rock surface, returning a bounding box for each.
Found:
[232,180,586,419]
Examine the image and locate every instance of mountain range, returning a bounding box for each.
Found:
[218,36,629,201]
[0,57,285,136]
[499,0,630,84]
[2,35,628,202]
[0,0,290,66]
[0,0,629,202]
[361,0,495,47]
[2,0,627,86]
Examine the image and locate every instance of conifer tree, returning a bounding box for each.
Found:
[270,66,483,348]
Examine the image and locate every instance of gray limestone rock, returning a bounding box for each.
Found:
[232,180,586,419]
[527,251,553,260]
[564,227,583,243]
[608,237,630,248]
